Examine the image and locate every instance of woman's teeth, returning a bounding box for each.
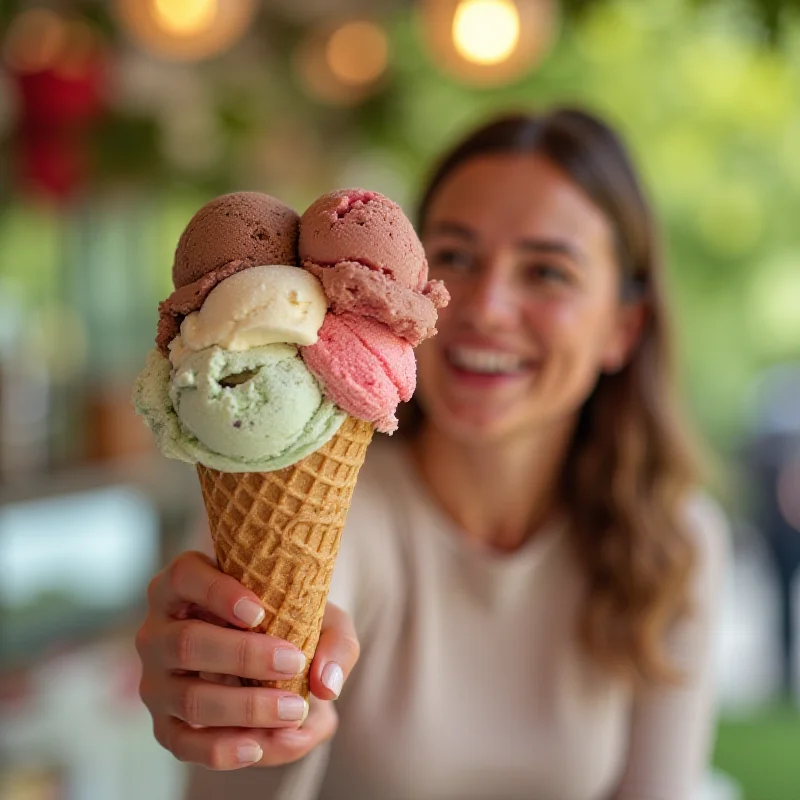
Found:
[448,347,527,374]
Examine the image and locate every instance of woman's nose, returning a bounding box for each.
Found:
[461,264,518,330]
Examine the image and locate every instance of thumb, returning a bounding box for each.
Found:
[308,602,360,701]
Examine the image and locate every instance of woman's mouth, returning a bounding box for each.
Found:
[445,346,534,382]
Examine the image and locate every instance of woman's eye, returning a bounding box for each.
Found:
[525,263,571,285]
[429,248,475,273]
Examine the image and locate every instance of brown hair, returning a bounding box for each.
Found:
[415,108,703,683]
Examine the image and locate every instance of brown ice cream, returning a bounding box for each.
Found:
[173,192,299,288]
[299,189,449,345]
[156,192,300,356]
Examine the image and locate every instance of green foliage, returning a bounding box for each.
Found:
[714,706,800,800]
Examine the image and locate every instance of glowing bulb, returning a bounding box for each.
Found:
[114,0,254,61]
[152,0,217,36]
[3,9,67,73]
[326,21,388,86]
[452,0,520,65]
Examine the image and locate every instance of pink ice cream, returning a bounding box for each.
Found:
[299,189,449,346]
[301,313,416,434]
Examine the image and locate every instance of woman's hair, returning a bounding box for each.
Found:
[415,108,704,684]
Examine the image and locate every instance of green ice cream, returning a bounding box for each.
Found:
[133,345,345,472]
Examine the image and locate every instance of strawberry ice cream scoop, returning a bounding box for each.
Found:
[303,261,448,347]
[300,313,416,434]
[300,189,427,290]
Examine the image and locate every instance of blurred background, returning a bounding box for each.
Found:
[0,0,798,798]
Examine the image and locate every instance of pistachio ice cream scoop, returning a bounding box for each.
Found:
[133,344,345,472]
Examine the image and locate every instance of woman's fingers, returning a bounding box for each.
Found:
[162,676,309,729]
[151,550,266,628]
[152,619,306,682]
[308,602,360,701]
[155,699,338,770]
[270,697,339,754]
[156,717,265,770]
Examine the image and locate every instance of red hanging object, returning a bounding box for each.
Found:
[8,16,107,203]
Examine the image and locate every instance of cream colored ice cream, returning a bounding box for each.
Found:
[170,264,326,368]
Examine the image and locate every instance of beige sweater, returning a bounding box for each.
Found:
[186,442,729,800]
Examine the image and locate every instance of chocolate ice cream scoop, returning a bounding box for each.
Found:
[173,191,299,288]
[156,192,301,356]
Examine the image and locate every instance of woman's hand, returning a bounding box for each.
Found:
[135,550,360,770]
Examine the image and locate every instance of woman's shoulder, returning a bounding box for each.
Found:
[682,491,731,560]
[681,490,732,602]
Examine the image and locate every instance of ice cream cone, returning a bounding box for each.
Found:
[195,414,374,698]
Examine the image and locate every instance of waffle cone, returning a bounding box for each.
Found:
[196,415,374,698]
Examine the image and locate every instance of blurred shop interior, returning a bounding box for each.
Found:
[0,0,799,798]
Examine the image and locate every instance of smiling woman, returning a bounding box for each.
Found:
[413,110,706,678]
[419,154,634,441]
[151,107,729,800]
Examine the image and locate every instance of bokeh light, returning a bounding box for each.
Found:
[3,11,102,80]
[326,21,388,86]
[295,20,389,107]
[152,0,217,37]
[452,0,521,65]
[419,0,558,86]
[3,9,68,74]
[113,0,255,62]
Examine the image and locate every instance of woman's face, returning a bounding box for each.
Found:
[417,153,641,444]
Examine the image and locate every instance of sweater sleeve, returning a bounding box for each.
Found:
[612,494,731,800]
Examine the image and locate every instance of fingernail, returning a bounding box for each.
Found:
[237,742,263,764]
[273,648,306,675]
[321,662,344,697]
[278,695,308,721]
[234,598,265,628]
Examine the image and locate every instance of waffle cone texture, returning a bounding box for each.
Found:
[196,415,374,697]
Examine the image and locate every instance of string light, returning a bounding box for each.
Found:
[452,0,520,66]
[113,0,255,62]
[326,21,388,86]
[3,9,68,74]
[419,0,558,87]
[152,0,217,37]
[3,11,101,79]
[295,19,389,107]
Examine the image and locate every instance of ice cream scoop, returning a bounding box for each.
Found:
[156,192,300,356]
[299,189,449,346]
[304,260,447,347]
[173,191,299,289]
[171,265,327,367]
[301,313,416,434]
[133,346,345,472]
[300,189,428,290]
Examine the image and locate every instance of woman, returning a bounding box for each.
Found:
[136,107,729,800]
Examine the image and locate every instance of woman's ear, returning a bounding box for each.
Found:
[601,300,647,374]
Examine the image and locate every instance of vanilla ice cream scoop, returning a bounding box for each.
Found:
[175,265,327,364]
